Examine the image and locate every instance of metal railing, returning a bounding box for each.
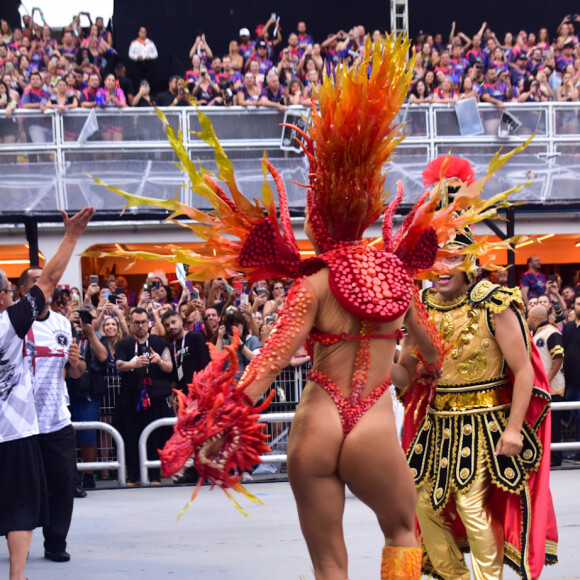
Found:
[132,400,580,487]
[72,420,126,487]
[1,102,579,157]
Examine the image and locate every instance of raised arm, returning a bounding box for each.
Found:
[36,207,95,302]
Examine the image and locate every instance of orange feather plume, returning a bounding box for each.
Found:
[305,33,416,243]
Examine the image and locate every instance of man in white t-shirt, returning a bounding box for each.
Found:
[22,270,86,563]
[0,207,94,580]
[528,305,565,467]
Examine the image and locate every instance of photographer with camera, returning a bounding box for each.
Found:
[114,307,173,486]
[191,66,222,106]
[66,307,109,493]
[216,306,261,380]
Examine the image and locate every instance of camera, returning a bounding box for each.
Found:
[264,315,274,325]
[225,306,236,336]
[77,308,93,324]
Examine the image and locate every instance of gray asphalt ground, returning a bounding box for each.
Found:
[1,469,578,580]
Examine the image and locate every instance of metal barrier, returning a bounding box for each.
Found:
[72,421,127,487]
[138,413,295,486]
[134,400,580,486]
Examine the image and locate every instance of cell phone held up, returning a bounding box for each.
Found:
[90,275,99,285]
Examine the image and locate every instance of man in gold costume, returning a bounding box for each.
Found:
[396,160,558,580]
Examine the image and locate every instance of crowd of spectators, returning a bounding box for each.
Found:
[7,271,310,489]
[1,10,578,120]
[408,17,580,105]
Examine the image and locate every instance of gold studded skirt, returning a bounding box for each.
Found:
[406,405,542,512]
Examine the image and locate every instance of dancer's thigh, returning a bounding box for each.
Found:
[338,395,417,538]
[287,383,348,575]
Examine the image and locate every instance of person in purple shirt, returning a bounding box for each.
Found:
[480,67,510,106]
[297,21,314,48]
[556,41,576,72]
[247,39,273,75]
[259,70,285,112]
[520,255,547,310]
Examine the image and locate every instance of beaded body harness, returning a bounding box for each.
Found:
[309,323,404,434]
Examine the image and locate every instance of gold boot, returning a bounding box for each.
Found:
[381,545,422,580]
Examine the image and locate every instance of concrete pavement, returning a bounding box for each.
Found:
[1,469,578,579]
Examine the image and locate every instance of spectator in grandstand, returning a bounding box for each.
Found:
[480,67,510,106]
[246,39,273,75]
[114,307,173,486]
[128,26,158,84]
[459,74,480,100]
[132,79,155,107]
[277,48,296,85]
[410,78,432,103]
[517,77,544,102]
[557,40,576,73]
[221,55,243,91]
[21,70,50,109]
[297,21,314,48]
[191,66,222,106]
[237,28,253,63]
[286,78,305,105]
[433,50,454,77]
[0,80,19,121]
[510,52,530,89]
[189,34,213,66]
[556,70,579,101]
[0,19,12,44]
[520,255,547,309]
[228,40,244,72]
[423,69,436,93]
[284,33,303,65]
[302,69,321,101]
[258,70,286,112]
[236,70,261,107]
[156,75,189,107]
[95,16,113,47]
[433,74,458,103]
[256,16,283,56]
[114,63,134,106]
[58,29,78,63]
[466,33,484,67]
[96,72,126,110]
[80,72,100,108]
[528,47,544,76]
[46,77,79,111]
[412,52,426,82]
[297,48,322,83]
[185,53,202,89]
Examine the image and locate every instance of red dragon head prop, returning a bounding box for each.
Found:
[159,329,275,517]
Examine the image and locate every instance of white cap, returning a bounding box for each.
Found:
[239,27,250,37]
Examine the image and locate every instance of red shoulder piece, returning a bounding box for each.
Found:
[320,245,413,322]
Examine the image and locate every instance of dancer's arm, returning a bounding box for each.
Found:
[239,277,318,403]
[493,307,534,457]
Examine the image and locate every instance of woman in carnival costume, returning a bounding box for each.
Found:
[94,35,536,579]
